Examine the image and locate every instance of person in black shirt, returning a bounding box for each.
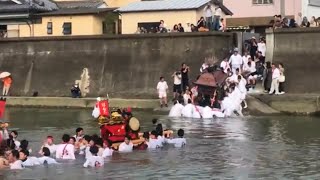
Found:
[197,17,205,29]
[71,84,81,98]
[178,23,184,32]
[181,63,190,92]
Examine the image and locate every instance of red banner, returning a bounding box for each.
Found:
[0,99,6,119]
[98,100,109,117]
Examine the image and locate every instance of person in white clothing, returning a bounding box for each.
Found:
[269,63,281,95]
[243,61,257,88]
[56,134,76,160]
[220,58,230,74]
[200,61,209,73]
[229,48,243,74]
[227,68,241,84]
[155,124,165,146]
[118,136,133,152]
[242,51,251,71]
[202,106,213,119]
[5,130,21,150]
[185,23,192,32]
[157,76,169,108]
[172,71,182,99]
[182,99,193,118]
[257,39,266,58]
[102,140,113,158]
[203,4,213,30]
[39,136,57,156]
[169,100,184,117]
[83,146,104,168]
[9,150,23,170]
[166,129,186,148]
[38,147,58,165]
[73,127,84,142]
[147,131,162,149]
[183,90,191,105]
[19,149,40,167]
[237,75,248,109]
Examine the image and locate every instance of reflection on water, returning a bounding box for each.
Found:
[1,108,320,179]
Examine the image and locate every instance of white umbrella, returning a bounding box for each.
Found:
[0,72,11,78]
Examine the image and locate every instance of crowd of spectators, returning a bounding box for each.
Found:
[135,3,226,34]
[271,13,319,29]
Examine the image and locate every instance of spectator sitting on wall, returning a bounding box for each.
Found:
[296,12,303,27]
[219,18,226,32]
[71,84,81,98]
[301,17,310,27]
[282,18,289,28]
[159,20,168,33]
[178,23,184,32]
[289,19,297,28]
[185,23,191,32]
[310,16,318,27]
[172,24,179,32]
[191,24,198,32]
[197,17,205,29]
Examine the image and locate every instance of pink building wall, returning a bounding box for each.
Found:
[224,0,302,19]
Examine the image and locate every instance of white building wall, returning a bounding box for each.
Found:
[302,0,320,19]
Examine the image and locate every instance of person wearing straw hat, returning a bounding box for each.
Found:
[0,72,12,96]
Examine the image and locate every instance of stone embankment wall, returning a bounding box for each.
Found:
[266,28,320,93]
[0,33,233,98]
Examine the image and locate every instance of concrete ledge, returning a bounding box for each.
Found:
[5,97,159,109]
[252,94,320,115]
[0,31,233,42]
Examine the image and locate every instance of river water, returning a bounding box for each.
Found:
[1,108,320,179]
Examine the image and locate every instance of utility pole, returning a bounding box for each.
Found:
[280,0,285,17]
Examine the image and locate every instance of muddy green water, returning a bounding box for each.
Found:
[1,108,320,179]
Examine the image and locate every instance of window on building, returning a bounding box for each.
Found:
[252,0,273,5]
[62,22,72,35]
[47,22,52,35]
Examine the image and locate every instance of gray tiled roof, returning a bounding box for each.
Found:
[56,0,105,9]
[116,0,233,15]
[0,0,58,13]
[309,0,320,7]
[36,7,115,16]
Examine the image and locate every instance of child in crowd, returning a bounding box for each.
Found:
[56,134,75,160]
[83,146,104,168]
[118,136,133,152]
[38,147,58,165]
[166,129,186,148]
[156,76,169,108]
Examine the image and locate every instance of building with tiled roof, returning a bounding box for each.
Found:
[0,0,118,37]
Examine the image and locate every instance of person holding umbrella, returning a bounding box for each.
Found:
[0,72,12,96]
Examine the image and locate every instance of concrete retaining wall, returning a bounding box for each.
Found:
[0,33,233,98]
[266,28,320,93]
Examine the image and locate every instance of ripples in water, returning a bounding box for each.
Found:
[1,108,320,179]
